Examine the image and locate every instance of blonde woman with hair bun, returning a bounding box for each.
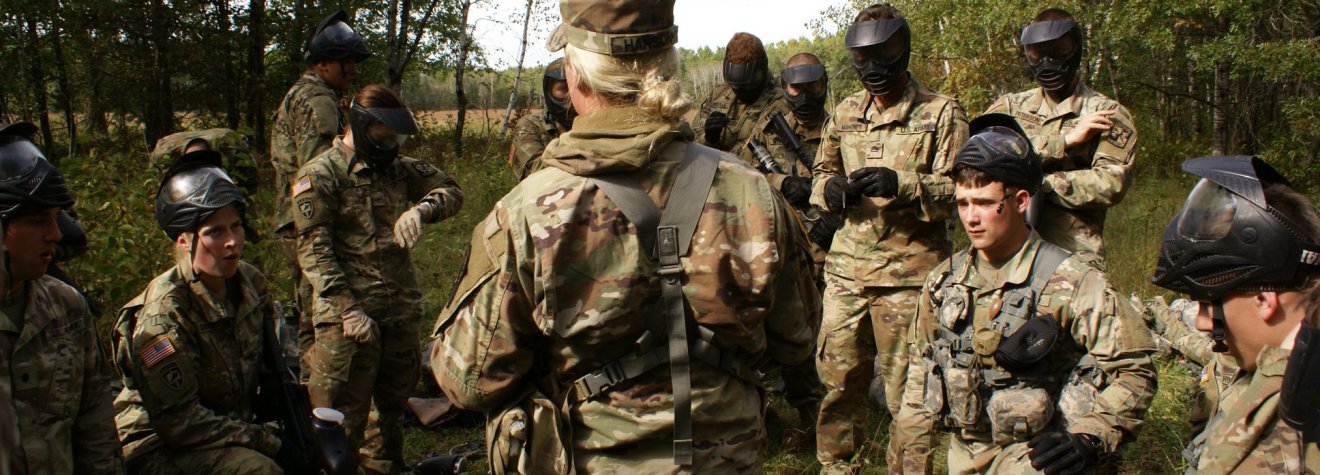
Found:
[430,0,822,472]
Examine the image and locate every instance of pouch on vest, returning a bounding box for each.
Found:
[1057,355,1104,432]
[988,387,1054,445]
[920,354,946,416]
[485,385,571,475]
[937,345,983,427]
[994,315,1060,371]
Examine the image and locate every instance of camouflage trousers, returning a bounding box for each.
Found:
[814,275,919,466]
[128,446,280,475]
[307,319,420,474]
[279,232,316,384]
[948,435,1044,475]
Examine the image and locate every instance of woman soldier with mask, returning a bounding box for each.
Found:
[291,84,463,474]
[113,149,286,473]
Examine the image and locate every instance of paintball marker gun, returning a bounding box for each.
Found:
[258,317,358,475]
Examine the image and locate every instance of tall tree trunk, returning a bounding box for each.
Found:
[1211,60,1229,155]
[145,0,174,148]
[25,18,54,152]
[247,0,267,147]
[500,0,534,141]
[51,19,76,161]
[386,0,442,91]
[453,0,473,160]
[217,0,240,130]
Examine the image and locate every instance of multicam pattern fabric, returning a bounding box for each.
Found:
[693,83,791,169]
[292,138,461,472]
[892,232,1157,474]
[270,73,342,232]
[809,79,968,288]
[1,276,120,474]
[1191,346,1320,474]
[985,84,1137,268]
[508,111,565,180]
[430,105,818,472]
[814,282,919,465]
[112,262,281,469]
[149,128,252,170]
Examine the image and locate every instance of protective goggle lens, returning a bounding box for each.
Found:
[781,64,825,85]
[845,19,907,49]
[1176,179,1239,241]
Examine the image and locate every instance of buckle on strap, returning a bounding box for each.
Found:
[657,225,682,276]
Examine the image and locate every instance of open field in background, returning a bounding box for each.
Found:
[56,118,1297,473]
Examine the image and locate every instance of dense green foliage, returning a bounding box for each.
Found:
[6,0,1319,472]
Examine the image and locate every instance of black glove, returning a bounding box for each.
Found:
[703,111,729,144]
[849,167,898,198]
[1028,431,1101,475]
[780,176,812,208]
[823,176,856,210]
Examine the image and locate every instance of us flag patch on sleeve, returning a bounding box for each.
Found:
[139,335,176,369]
[292,177,313,197]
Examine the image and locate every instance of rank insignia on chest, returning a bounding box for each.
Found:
[1106,121,1133,148]
[139,335,176,369]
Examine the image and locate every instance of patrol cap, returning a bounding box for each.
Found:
[781,63,825,85]
[546,0,679,56]
[1019,20,1078,46]
[950,113,1042,193]
[844,18,907,49]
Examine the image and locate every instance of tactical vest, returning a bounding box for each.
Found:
[923,241,1070,441]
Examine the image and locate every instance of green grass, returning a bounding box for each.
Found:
[60,124,1220,473]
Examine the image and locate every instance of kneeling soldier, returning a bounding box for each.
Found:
[891,114,1157,474]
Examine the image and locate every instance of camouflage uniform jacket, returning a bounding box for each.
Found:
[758,110,826,189]
[693,83,791,169]
[271,73,342,232]
[985,84,1137,263]
[809,79,969,287]
[431,105,818,467]
[1,275,120,474]
[1190,345,1320,474]
[293,138,463,326]
[112,262,281,461]
[893,232,1157,473]
[509,110,567,180]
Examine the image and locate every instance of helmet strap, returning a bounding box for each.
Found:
[1211,299,1230,353]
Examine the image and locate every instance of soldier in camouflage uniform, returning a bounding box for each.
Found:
[986,8,1137,269]
[809,5,968,473]
[293,85,462,474]
[271,10,371,366]
[508,57,574,180]
[0,123,121,474]
[1151,155,1320,474]
[692,33,792,170]
[892,114,1156,474]
[430,1,818,471]
[114,151,283,474]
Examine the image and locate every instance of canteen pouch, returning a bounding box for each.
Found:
[988,387,1054,445]
[1056,356,1104,432]
[486,387,571,475]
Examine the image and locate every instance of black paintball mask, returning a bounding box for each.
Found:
[950,114,1043,195]
[305,10,372,65]
[846,18,910,98]
[348,99,419,170]
[781,63,828,127]
[1020,20,1083,95]
[1152,156,1320,353]
[542,58,575,130]
[723,54,769,104]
